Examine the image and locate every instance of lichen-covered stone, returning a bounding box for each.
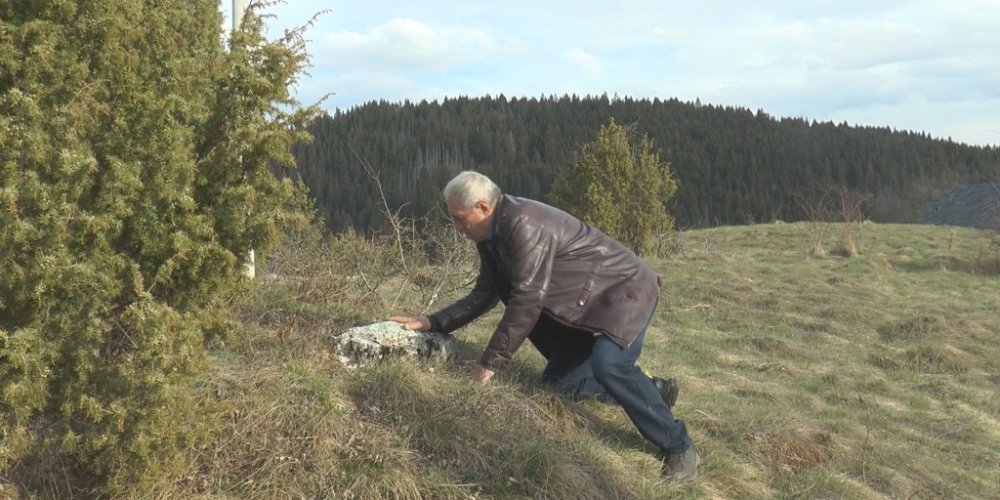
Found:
[334,321,455,368]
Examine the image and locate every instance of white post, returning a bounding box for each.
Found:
[244,249,256,279]
[232,0,256,279]
[233,0,245,31]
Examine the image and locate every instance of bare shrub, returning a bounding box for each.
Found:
[974,230,1000,275]
[411,218,478,313]
[243,221,392,340]
[797,186,870,257]
[796,189,834,256]
[834,189,869,257]
[355,154,477,313]
[654,231,687,259]
[703,232,721,256]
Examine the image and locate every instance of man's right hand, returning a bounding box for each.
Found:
[387,315,431,331]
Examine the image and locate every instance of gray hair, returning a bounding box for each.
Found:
[443,171,501,209]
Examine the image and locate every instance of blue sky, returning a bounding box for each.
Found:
[230,0,1000,147]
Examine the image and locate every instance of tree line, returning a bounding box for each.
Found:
[293,95,1000,233]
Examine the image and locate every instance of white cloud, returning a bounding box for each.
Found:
[311,71,422,109]
[320,18,506,73]
[566,48,602,73]
[652,27,689,42]
[257,0,1000,146]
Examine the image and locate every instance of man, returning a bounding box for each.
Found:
[389,171,699,480]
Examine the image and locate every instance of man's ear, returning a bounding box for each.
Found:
[475,199,493,216]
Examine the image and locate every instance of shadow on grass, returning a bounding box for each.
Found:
[343,341,663,499]
[445,339,661,454]
[893,254,1000,275]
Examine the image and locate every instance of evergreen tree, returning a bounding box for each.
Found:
[0,0,316,491]
[550,118,678,255]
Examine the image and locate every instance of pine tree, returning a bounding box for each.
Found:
[550,118,678,255]
[0,0,317,491]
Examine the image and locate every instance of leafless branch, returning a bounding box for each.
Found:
[350,145,411,276]
[795,189,834,256]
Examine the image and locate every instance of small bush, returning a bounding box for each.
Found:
[550,118,678,256]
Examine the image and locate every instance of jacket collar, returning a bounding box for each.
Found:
[487,194,506,241]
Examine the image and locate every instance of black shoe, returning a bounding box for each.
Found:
[652,376,679,409]
[662,445,700,480]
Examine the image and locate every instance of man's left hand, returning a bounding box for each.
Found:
[473,366,495,386]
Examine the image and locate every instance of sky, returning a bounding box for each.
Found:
[227,0,1000,147]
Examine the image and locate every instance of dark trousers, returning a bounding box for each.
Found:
[528,314,692,454]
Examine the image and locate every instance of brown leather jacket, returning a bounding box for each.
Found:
[429,195,661,369]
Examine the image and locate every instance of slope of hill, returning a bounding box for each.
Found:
[18,222,991,499]
[918,182,1000,230]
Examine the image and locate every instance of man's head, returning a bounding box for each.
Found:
[443,171,501,242]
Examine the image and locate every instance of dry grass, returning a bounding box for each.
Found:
[45,222,996,500]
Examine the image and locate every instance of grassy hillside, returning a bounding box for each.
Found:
[122,222,998,499]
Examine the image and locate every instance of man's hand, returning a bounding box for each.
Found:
[473,366,495,386]
[387,315,431,331]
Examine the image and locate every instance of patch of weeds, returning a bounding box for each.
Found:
[936,419,988,446]
[750,427,833,473]
[772,468,872,500]
[748,337,796,356]
[904,392,933,411]
[790,317,837,335]
[750,362,799,377]
[820,372,839,386]
[692,407,739,442]
[913,377,969,406]
[854,374,890,394]
[867,352,901,371]
[734,388,780,404]
[818,414,851,434]
[902,345,969,374]
[877,315,947,341]
[900,475,969,500]
[796,374,846,398]
[819,305,875,323]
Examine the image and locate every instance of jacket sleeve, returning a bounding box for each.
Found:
[428,253,499,334]
[480,216,557,369]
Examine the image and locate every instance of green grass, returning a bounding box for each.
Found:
[121,222,998,499]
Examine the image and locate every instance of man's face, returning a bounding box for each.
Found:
[447,197,493,242]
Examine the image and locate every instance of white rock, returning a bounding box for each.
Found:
[335,321,455,368]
